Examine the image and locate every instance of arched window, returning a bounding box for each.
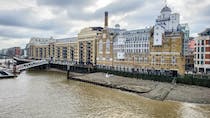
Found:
[106,39,110,53]
[161,56,164,64]
[172,56,176,65]
[99,40,103,54]
[152,56,156,64]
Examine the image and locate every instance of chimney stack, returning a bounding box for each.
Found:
[104,11,108,28]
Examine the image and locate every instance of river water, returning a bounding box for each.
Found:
[0,70,210,118]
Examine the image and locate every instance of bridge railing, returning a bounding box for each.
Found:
[16,60,48,71]
[50,60,76,66]
[13,57,33,62]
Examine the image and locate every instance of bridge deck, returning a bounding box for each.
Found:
[17,60,48,72]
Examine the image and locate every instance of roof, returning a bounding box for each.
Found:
[90,27,103,31]
[55,37,77,43]
[161,5,172,13]
[199,28,210,36]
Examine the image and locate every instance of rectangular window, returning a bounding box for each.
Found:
[62,47,67,60]
[201,54,204,59]
[202,40,204,45]
[207,40,210,45]
[57,47,60,58]
[201,47,204,52]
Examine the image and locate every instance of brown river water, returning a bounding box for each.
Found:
[0,70,210,118]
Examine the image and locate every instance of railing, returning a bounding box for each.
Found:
[13,57,33,62]
[50,60,76,66]
[16,60,48,71]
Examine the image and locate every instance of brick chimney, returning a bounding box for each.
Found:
[104,11,108,28]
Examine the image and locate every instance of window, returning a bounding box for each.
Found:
[70,47,74,61]
[36,48,38,57]
[57,47,60,58]
[144,57,148,63]
[161,56,164,64]
[39,48,43,58]
[62,47,67,59]
[201,47,204,52]
[202,40,204,45]
[106,39,110,53]
[201,54,204,59]
[44,48,46,58]
[152,56,156,64]
[99,40,103,54]
[172,56,176,65]
[207,40,210,45]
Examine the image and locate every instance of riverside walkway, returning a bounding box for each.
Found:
[65,72,210,104]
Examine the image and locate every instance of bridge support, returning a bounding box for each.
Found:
[67,65,72,79]
[13,64,16,74]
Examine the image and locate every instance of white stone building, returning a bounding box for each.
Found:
[113,28,151,60]
[153,5,189,56]
[153,5,180,46]
[194,28,210,74]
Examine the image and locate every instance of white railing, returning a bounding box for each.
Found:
[17,60,48,71]
[13,57,33,62]
[50,60,76,66]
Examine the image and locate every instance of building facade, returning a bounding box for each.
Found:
[194,28,210,74]
[27,5,189,75]
[150,30,185,75]
[27,37,78,64]
[179,24,190,56]
[97,12,119,68]
[149,5,186,75]
[78,27,103,66]
[97,5,186,75]
[1,47,21,57]
[185,37,195,71]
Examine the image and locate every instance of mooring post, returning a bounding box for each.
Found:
[67,65,70,79]
[13,63,16,75]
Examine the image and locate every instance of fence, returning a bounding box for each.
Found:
[96,68,210,88]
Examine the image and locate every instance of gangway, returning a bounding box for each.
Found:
[16,60,48,72]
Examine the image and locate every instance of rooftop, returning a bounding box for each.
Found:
[161,5,172,13]
[199,28,210,36]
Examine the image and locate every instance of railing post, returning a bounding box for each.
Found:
[13,64,16,74]
[67,65,70,79]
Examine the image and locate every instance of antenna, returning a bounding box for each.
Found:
[164,0,167,6]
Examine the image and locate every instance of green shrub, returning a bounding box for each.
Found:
[96,68,210,88]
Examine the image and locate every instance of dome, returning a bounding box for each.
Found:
[115,24,120,28]
[161,5,172,13]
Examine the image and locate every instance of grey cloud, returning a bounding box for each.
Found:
[0,25,65,39]
[0,8,70,32]
[37,0,147,21]
[67,0,147,21]
[0,26,32,38]
[36,0,96,7]
[0,0,209,46]
[0,8,36,28]
[96,0,145,14]
[201,5,210,16]
[124,1,162,27]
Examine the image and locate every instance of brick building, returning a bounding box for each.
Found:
[194,28,210,74]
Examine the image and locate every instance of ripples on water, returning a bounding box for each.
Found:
[0,70,210,118]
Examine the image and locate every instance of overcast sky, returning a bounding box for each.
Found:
[0,0,209,49]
